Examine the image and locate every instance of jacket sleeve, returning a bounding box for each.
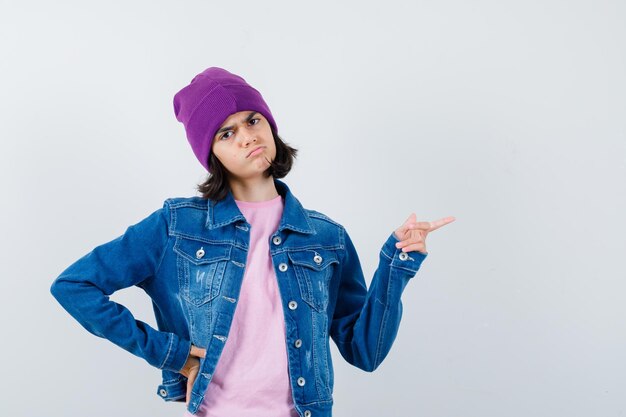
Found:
[329,227,428,372]
[49,200,191,373]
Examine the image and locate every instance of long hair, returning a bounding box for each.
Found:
[196,127,298,201]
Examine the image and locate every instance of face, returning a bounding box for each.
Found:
[211,110,276,180]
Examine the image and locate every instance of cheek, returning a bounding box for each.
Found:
[211,147,235,166]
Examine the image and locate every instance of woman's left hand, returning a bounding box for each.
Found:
[394,213,456,254]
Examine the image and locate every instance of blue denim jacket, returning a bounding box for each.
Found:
[50,178,428,416]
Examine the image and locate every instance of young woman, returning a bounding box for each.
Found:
[50,66,455,417]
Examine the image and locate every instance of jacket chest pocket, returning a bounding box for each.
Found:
[288,248,339,312]
[174,237,231,307]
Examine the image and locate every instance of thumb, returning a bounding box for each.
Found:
[185,365,199,406]
[395,213,417,238]
[405,213,417,223]
[190,345,206,358]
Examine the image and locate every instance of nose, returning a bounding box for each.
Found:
[238,132,256,146]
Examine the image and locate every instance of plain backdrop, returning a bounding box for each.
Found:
[1,0,625,416]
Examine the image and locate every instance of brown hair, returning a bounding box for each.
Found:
[196,127,298,201]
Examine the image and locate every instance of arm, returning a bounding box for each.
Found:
[329,227,427,372]
[49,201,191,373]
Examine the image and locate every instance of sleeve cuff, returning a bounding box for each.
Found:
[381,231,428,274]
[161,333,192,373]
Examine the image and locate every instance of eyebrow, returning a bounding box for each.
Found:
[215,111,258,136]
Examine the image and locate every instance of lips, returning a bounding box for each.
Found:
[247,146,265,157]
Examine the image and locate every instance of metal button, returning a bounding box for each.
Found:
[272,236,282,245]
[294,339,302,348]
[399,252,409,261]
[313,254,322,264]
[304,411,312,417]
[288,301,298,310]
[159,388,168,397]
[196,247,205,259]
[279,263,288,272]
[297,377,306,386]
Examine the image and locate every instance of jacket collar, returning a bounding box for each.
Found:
[205,178,316,235]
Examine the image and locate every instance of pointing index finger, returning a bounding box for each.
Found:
[428,216,456,232]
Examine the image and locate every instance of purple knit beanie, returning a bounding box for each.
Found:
[173,67,278,172]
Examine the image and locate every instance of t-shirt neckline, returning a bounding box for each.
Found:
[234,194,283,208]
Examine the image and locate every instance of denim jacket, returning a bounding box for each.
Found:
[50,178,428,416]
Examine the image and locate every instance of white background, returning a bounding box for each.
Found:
[1,0,625,416]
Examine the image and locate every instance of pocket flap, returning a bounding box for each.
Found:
[173,237,231,265]
[287,248,339,270]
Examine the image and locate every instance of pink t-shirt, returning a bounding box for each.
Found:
[184,193,299,417]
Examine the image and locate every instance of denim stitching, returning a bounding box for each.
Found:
[170,200,178,235]
[310,308,325,400]
[307,211,343,228]
[155,201,172,274]
[375,262,393,369]
[177,254,196,340]
[380,251,393,262]
[159,332,175,369]
[162,374,184,384]
[171,232,237,245]
[299,399,334,406]
[331,227,348,344]
[322,312,331,398]
[283,244,342,252]
[168,200,206,210]
[381,235,422,273]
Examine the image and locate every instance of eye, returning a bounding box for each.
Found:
[219,131,232,141]
[218,118,259,141]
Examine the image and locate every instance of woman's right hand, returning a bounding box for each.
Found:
[178,344,207,406]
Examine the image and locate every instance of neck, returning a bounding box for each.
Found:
[229,175,280,202]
